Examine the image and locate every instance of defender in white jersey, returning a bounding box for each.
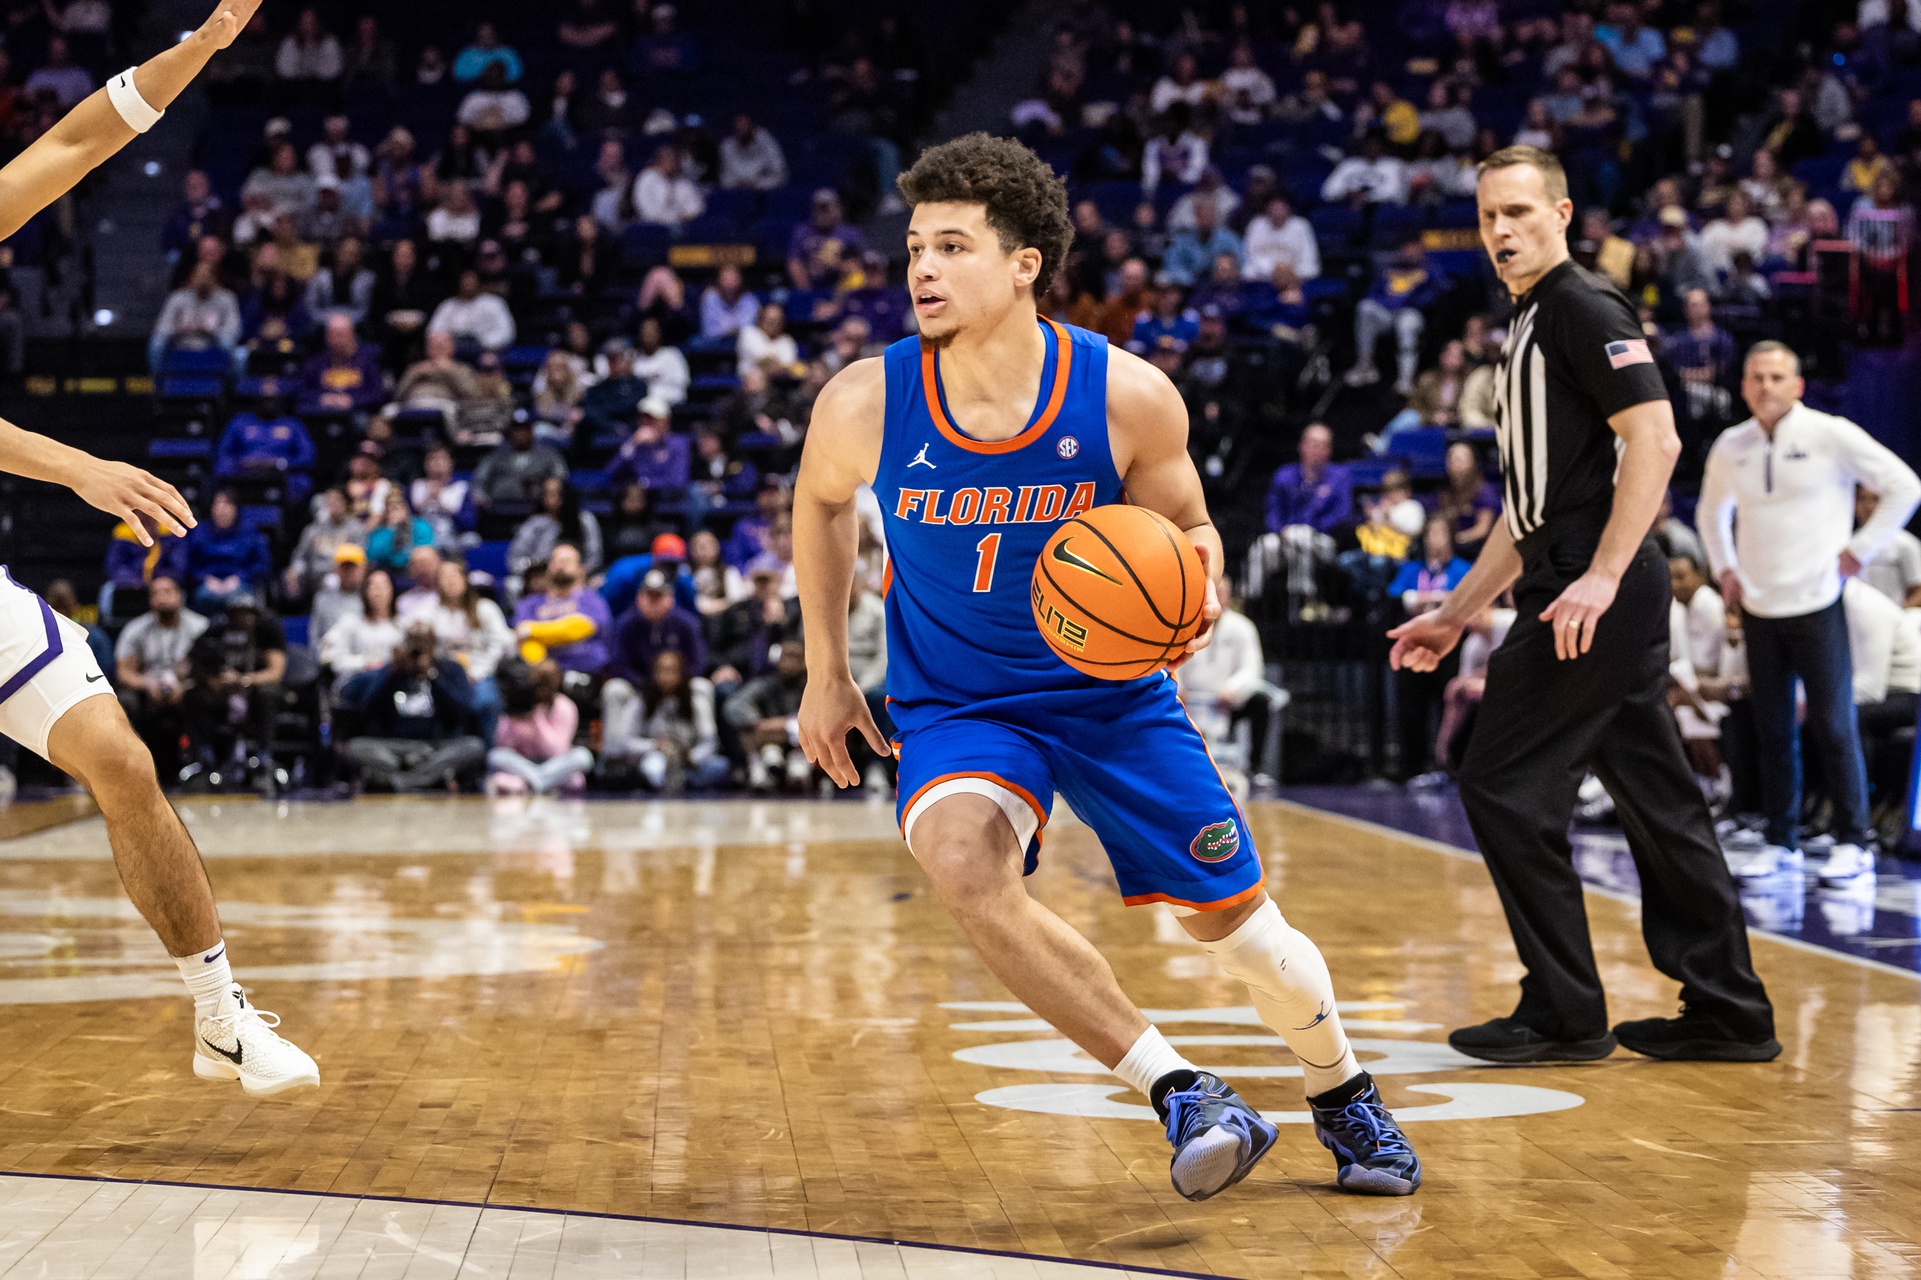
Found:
[0,0,316,1097]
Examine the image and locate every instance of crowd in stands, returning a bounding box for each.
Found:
[52,0,1921,812]
[995,0,1921,812]
[0,0,130,378]
[111,0,959,795]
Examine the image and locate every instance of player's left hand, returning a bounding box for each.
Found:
[1839,549,1863,579]
[199,0,262,50]
[71,459,196,546]
[1539,569,1620,661]
[1168,542,1222,672]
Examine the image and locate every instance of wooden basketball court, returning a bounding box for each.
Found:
[0,794,1916,1278]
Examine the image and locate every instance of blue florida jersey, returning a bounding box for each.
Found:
[877,317,1265,914]
[878,318,1134,716]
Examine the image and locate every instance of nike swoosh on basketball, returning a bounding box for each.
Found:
[1051,538,1122,584]
[201,1037,243,1065]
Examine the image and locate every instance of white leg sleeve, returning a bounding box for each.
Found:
[1199,899,1361,1098]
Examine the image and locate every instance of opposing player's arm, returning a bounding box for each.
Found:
[793,357,889,786]
[0,417,194,545]
[1107,346,1224,657]
[0,0,258,242]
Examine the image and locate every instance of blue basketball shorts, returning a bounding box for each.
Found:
[891,676,1264,911]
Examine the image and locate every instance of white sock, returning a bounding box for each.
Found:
[1113,1025,1196,1100]
[173,940,233,1019]
[1200,900,1361,1098]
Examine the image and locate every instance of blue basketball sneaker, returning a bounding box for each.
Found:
[1309,1073,1421,1195]
[1161,1071,1279,1201]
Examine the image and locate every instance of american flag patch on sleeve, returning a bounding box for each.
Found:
[1605,338,1654,369]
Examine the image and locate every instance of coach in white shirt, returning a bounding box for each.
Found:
[1697,340,1921,884]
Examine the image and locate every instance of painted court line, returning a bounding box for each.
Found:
[0,1170,1247,1280]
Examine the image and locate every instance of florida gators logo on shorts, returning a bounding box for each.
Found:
[1189,820,1239,862]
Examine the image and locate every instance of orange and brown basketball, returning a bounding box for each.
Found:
[1031,504,1207,680]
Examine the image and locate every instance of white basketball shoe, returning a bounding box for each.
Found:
[1814,842,1876,887]
[193,985,320,1097]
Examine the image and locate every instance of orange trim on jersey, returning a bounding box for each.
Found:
[920,318,1074,455]
[898,769,1048,838]
[1175,693,1258,842]
[881,558,894,599]
[1122,879,1267,912]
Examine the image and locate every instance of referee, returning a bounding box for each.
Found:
[1389,146,1777,1064]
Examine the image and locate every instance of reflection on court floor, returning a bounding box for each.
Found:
[0,1174,1195,1279]
[0,795,1917,1279]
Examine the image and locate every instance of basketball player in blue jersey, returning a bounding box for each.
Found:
[794,134,1419,1199]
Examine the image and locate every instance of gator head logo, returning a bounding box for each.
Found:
[1189,820,1240,863]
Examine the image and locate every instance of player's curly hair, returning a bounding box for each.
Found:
[897,133,1073,299]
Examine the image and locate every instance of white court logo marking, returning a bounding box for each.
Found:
[945,1002,1584,1124]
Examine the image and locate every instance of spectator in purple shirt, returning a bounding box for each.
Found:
[787,189,866,289]
[700,265,760,338]
[299,313,386,414]
[607,397,691,492]
[25,37,93,109]
[1265,423,1353,535]
[606,567,708,685]
[185,489,274,613]
[1436,442,1501,560]
[724,477,788,568]
[1663,288,1737,438]
[512,542,614,677]
[1263,423,1353,612]
[215,398,316,503]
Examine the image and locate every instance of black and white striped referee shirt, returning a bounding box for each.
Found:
[1491,260,1671,543]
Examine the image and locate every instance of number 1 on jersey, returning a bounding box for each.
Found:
[972,533,1001,593]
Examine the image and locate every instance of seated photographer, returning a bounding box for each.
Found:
[338,623,487,792]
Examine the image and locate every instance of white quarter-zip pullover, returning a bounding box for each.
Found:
[1697,402,1921,619]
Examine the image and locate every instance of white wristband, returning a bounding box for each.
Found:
[106,68,164,133]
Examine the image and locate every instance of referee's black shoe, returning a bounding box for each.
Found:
[1447,1016,1618,1063]
[1612,1007,1782,1062]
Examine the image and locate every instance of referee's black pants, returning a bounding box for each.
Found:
[1457,533,1775,1042]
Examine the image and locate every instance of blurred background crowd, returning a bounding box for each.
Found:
[2,0,1917,837]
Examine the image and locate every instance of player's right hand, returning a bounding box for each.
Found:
[1717,569,1742,611]
[71,459,196,546]
[798,674,891,788]
[200,0,262,49]
[1386,611,1465,673]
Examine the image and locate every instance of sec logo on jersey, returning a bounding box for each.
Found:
[1056,436,1080,459]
